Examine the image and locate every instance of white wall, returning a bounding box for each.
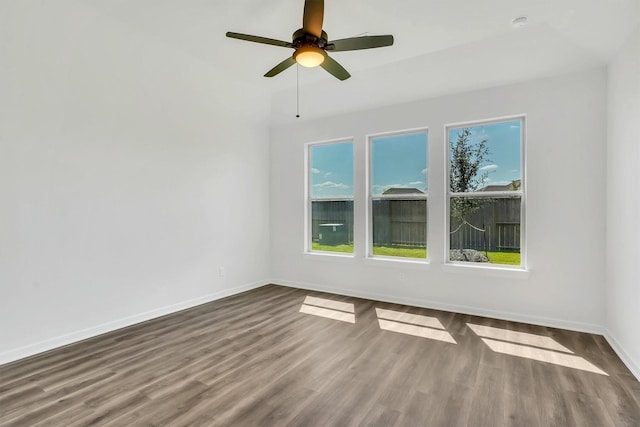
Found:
[606,27,640,379]
[271,67,608,332]
[1,2,630,373]
[0,2,271,364]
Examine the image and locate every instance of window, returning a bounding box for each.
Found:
[368,130,428,260]
[446,117,524,267]
[307,140,354,254]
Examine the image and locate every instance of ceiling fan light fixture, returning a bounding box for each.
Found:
[294,46,326,67]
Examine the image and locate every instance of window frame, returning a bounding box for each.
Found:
[366,127,429,263]
[445,115,526,269]
[304,137,355,257]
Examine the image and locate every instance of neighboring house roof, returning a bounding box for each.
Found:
[481,179,521,192]
[481,184,511,192]
[382,187,424,195]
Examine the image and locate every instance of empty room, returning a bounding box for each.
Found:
[1,0,639,426]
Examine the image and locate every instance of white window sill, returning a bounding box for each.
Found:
[364,256,430,270]
[303,251,355,263]
[441,262,530,279]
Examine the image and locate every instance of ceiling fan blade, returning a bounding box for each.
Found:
[226,32,293,48]
[303,0,324,38]
[265,57,296,77]
[320,55,351,81]
[326,35,394,52]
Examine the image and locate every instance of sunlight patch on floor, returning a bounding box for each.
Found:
[299,296,355,323]
[303,296,354,313]
[466,323,572,353]
[376,308,456,344]
[468,324,608,376]
[376,308,445,329]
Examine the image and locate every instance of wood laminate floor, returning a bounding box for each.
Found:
[1,284,639,426]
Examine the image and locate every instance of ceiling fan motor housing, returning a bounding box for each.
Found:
[292,29,329,49]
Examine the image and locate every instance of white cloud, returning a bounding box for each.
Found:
[324,172,332,178]
[311,168,321,174]
[313,181,349,189]
[480,164,498,171]
[421,168,428,175]
[409,181,424,185]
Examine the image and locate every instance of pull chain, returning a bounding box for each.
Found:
[296,64,300,118]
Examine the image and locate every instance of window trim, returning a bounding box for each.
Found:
[304,137,355,256]
[366,127,430,262]
[444,115,526,270]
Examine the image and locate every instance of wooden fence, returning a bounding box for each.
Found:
[311,200,354,244]
[449,197,521,252]
[311,197,521,251]
[372,199,426,246]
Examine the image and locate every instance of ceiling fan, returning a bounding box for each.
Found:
[226,0,394,81]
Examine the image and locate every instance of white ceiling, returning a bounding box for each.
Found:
[37,0,640,122]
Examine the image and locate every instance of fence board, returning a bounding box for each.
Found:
[450,197,521,251]
[311,200,354,243]
[311,197,520,251]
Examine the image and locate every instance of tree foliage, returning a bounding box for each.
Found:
[449,128,491,222]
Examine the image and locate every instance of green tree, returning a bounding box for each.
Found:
[449,128,491,255]
[450,128,491,220]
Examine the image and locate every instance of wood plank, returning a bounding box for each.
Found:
[0,284,638,426]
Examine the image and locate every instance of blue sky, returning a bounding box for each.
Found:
[310,121,521,198]
[371,132,428,196]
[449,120,522,189]
[310,142,354,198]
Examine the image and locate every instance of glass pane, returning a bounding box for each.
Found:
[371,132,428,259]
[449,121,522,193]
[372,198,427,259]
[310,142,353,198]
[371,132,428,196]
[449,196,521,266]
[311,200,354,253]
[310,142,354,254]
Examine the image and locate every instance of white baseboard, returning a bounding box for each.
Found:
[0,280,268,367]
[273,279,604,335]
[604,329,640,381]
[8,279,636,382]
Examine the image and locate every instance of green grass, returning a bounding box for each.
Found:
[372,245,427,259]
[311,243,354,253]
[310,243,426,258]
[312,242,521,265]
[486,251,521,265]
